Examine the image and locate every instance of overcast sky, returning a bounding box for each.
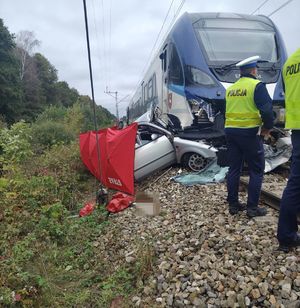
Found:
[1,0,299,116]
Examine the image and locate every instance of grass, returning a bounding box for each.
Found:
[0,203,157,307]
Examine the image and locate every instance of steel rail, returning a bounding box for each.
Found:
[239,178,300,224]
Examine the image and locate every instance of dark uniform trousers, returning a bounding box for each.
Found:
[226,134,265,209]
[277,130,300,244]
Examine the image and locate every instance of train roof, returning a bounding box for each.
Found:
[187,12,274,26]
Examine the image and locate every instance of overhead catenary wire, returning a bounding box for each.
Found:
[250,0,270,15]
[163,0,186,41]
[126,0,176,105]
[108,0,112,88]
[138,0,176,81]
[133,0,186,101]
[91,0,105,88]
[268,0,294,17]
[100,0,108,88]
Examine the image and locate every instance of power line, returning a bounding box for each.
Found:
[138,0,176,80]
[91,0,104,89]
[250,0,270,15]
[128,0,186,108]
[108,0,112,88]
[163,0,186,40]
[268,0,294,17]
[100,0,108,87]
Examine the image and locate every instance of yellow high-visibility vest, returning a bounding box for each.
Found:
[282,48,300,129]
[225,77,262,128]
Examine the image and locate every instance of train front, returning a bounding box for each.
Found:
[170,12,287,140]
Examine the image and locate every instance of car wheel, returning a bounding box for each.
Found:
[182,152,210,172]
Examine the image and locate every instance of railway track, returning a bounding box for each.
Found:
[240,176,300,224]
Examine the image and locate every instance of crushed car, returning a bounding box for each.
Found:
[134,121,217,181]
[134,105,292,174]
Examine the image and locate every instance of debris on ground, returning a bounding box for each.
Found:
[172,160,228,185]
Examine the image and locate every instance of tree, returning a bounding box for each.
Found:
[19,55,43,121]
[0,19,22,124]
[14,30,40,81]
[77,95,115,131]
[34,53,58,106]
[10,31,42,121]
[54,81,79,108]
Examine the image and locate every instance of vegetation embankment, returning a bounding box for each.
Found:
[1,18,151,307]
[0,115,154,307]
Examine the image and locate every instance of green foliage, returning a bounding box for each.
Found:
[31,121,74,150]
[0,121,33,171]
[77,96,115,132]
[0,114,7,128]
[0,19,22,124]
[0,287,12,305]
[38,203,68,243]
[54,81,79,108]
[0,177,9,191]
[33,53,58,106]
[0,19,115,125]
[35,104,67,123]
[0,21,136,306]
[12,235,36,264]
[64,102,85,135]
[21,142,90,209]
[98,268,135,306]
[30,102,114,152]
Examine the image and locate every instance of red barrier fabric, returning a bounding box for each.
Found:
[106,192,134,213]
[79,200,95,217]
[79,123,137,195]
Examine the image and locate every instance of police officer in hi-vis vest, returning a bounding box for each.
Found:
[225,55,274,217]
[277,48,300,252]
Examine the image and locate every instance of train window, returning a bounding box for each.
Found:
[143,84,148,103]
[148,78,153,99]
[168,45,183,85]
[199,19,273,31]
[152,74,157,98]
[160,49,167,72]
[197,29,278,63]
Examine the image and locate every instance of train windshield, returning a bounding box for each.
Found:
[194,18,278,64]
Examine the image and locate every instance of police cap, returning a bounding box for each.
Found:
[236,55,260,69]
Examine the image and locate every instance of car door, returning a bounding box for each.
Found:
[134,123,176,181]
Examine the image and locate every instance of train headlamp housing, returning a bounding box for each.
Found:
[187,66,217,87]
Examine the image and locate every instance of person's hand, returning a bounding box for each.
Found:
[260,128,274,143]
[260,128,272,138]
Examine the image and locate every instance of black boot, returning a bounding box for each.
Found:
[229,202,246,215]
[247,207,267,218]
[278,234,300,253]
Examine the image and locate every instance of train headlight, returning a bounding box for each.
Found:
[188,66,216,86]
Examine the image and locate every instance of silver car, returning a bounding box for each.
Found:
[134,121,217,181]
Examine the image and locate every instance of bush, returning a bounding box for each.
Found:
[21,142,93,210]
[35,105,67,123]
[31,120,74,150]
[0,121,33,174]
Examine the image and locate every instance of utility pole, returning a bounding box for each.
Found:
[105,87,130,122]
[105,87,119,120]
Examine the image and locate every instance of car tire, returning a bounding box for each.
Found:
[182,152,210,172]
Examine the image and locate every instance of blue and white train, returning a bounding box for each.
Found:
[127,12,287,140]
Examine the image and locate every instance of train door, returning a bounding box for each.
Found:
[159,45,169,122]
[167,43,192,128]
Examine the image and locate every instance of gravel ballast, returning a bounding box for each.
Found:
[104,169,300,307]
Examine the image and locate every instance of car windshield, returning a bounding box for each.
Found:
[194,18,278,64]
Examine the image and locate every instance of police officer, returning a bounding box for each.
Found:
[225,55,274,217]
[277,48,300,252]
